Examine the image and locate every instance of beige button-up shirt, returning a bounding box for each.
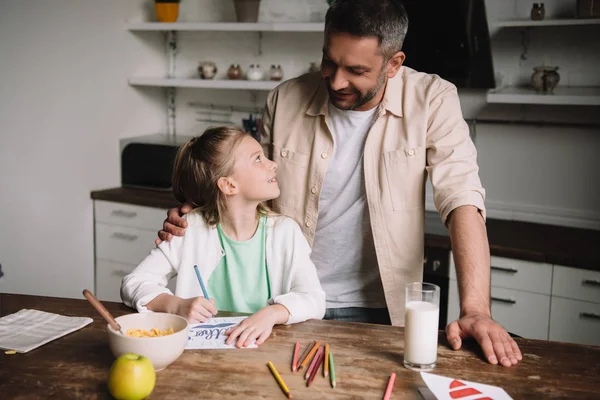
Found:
[261,67,486,326]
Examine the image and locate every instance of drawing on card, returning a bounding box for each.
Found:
[185,316,257,350]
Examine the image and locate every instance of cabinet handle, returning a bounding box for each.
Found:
[112,270,128,278]
[580,312,600,321]
[491,266,518,274]
[111,232,138,241]
[582,279,600,287]
[110,210,138,218]
[491,297,516,305]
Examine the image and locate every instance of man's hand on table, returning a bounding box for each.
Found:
[446,313,522,367]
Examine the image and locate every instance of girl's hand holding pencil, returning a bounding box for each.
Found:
[175,296,217,323]
[225,304,290,348]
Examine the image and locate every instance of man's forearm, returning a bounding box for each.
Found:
[448,205,491,317]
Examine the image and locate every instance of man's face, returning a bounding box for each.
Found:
[321,31,388,111]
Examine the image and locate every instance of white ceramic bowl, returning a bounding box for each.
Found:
[107,313,189,371]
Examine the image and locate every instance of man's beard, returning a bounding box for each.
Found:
[329,69,387,111]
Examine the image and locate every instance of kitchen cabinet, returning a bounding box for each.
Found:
[93,200,176,302]
[448,254,600,345]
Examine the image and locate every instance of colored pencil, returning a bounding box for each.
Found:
[299,340,321,371]
[304,346,324,380]
[291,342,300,372]
[193,265,210,300]
[329,351,336,388]
[383,372,396,400]
[324,342,330,377]
[267,361,292,399]
[307,347,326,387]
[297,340,316,369]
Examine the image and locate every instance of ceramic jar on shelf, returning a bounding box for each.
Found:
[246,64,264,81]
[531,66,560,94]
[530,3,546,20]
[198,62,217,79]
[227,64,243,80]
[269,64,284,81]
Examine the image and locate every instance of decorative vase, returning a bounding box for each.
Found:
[530,3,545,21]
[155,1,180,23]
[269,64,284,81]
[247,64,264,81]
[227,64,243,80]
[531,66,560,94]
[198,62,217,79]
[233,0,261,23]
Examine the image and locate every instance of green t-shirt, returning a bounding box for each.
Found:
[208,216,271,313]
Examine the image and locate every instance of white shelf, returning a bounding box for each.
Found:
[129,77,279,90]
[486,86,600,106]
[126,22,324,32]
[494,18,600,28]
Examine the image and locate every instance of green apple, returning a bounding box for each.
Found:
[108,353,156,400]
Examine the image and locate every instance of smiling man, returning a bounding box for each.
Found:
[158,0,522,367]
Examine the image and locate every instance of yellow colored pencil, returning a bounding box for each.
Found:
[298,340,321,371]
[324,342,330,377]
[267,361,292,399]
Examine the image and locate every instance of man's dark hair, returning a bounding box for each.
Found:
[325,0,409,61]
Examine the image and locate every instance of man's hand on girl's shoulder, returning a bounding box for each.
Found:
[155,202,194,245]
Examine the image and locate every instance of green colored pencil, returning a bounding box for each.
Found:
[329,351,336,388]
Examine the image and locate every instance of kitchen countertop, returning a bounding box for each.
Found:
[2,294,600,399]
[92,187,600,272]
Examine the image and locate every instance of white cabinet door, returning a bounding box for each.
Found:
[552,266,600,304]
[96,260,136,302]
[450,254,552,295]
[549,297,600,346]
[95,223,157,266]
[448,281,550,340]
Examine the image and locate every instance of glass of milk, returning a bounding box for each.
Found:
[403,282,440,371]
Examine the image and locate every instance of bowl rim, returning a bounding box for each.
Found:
[107,312,189,341]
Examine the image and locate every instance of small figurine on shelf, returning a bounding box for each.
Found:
[154,0,181,23]
[269,65,284,81]
[247,64,264,81]
[531,66,560,94]
[227,64,243,80]
[530,3,545,21]
[198,62,217,79]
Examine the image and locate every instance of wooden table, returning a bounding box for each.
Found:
[1,294,599,399]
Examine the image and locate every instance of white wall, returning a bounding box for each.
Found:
[0,0,165,298]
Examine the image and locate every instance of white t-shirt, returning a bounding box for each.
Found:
[310,103,387,309]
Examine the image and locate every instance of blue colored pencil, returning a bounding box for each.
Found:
[193,265,210,300]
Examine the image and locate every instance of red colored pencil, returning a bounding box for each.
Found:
[307,347,325,387]
[383,372,396,400]
[291,341,300,372]
[304,346,324,380]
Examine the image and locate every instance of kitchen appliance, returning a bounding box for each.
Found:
[401,0,495,89]
[120,134,193,191]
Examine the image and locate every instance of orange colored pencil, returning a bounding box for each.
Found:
[324,342,330,377]
[304,346,324,380]
[291,341,300,372]
[383,372,396,400]
[307,347,326,387]
[296,340,316,370]
[298,340,321,371]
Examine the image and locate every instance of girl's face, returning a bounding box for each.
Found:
[229,135,279,203]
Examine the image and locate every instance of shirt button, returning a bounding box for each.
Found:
[407,149,415,156]
[305,221,312,227]
[281,150,288,157]
[311,187,317,194]
[321,152,328,159]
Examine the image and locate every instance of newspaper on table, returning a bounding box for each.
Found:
[0,309,93,353]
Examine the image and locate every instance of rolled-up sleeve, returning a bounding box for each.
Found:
[425,81,486,226]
